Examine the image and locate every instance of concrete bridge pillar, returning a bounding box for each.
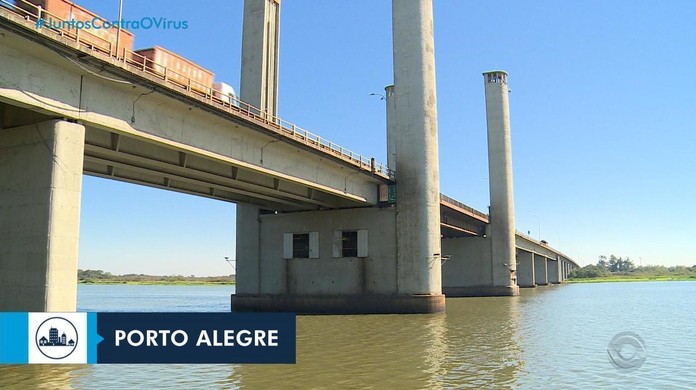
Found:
[391,0,444,308]
[548,258,561,284]
[482,70,519,296]
[516,250,535,287]
[0,119,85,311]
[240,0,280,118]
[533,253,548,286]
[439,71,520,297]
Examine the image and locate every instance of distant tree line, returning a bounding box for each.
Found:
[78,269,235,284]
[569,255,696,279]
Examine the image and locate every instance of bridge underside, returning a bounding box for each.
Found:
[1,105,372,214]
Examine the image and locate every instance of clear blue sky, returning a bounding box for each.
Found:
[75,0,696,275]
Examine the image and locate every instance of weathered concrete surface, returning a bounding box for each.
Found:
[231,207,445,313]
[0,119,84,311]
[441,237,517,296]
[442,237,490,292]
[392,0,443,298]
[236,204,261,295]
[548,258,561,284]
[483,71,518,296]
[534,254,548,286]
[517,250,535,287]
[240,0,280,118]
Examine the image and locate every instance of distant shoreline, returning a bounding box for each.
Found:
[77,269,235,285]
[79,280,235,286]
[567,276,696,284]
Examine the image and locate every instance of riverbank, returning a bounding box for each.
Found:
[566,275,696,284]
[79,279,235,286]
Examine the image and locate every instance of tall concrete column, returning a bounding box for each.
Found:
[385,85,396,172]
[236,0,280,302]
[0,119,85,311]
[235,203,260,295]
[240,0,280,118]
[533,254,548,285]
[392,0,444,310]
[517,250,535,288]
[548,259,560,284]
[483,71,519,295]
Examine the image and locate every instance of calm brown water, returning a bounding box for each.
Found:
[1,282,695,389]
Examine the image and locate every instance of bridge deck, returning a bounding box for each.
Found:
[0,4,391,181]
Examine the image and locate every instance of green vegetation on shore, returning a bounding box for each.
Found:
[568,255,696,283]
[78,269,235,285]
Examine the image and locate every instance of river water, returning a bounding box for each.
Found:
[1,282,695,389]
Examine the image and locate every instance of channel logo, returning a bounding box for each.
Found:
[0,313,295,364]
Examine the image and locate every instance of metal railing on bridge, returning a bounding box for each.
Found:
[0,0,393,181]
[440,194,490,221]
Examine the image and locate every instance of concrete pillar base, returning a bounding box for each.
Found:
[231,294,446,314]
[443,285,519,297]
[0,119,85,312]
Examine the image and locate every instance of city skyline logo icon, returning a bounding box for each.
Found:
[34,317,78,360]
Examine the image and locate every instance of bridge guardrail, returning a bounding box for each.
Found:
[0,0,393,181]
[440,194,490,221]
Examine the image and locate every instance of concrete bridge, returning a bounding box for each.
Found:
[0,0,577,314]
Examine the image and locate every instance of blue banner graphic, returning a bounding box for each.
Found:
[0,312,295,364]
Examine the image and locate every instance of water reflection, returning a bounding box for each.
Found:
[230,296,522,389]
[0,364,79,390]
[229,313,446,389]
[437,296,522,388]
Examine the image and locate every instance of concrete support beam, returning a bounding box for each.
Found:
[441,237,519,296]
[235,204,261,295]
[482,70,518,296]
[240,0,280,118]
[392,0,444,303]
[548,258,561,284]
[516,250,535,288]
[533,254,548,286]
[0,119,85,311]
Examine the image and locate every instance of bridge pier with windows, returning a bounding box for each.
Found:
[232,0,445,314]
[233,207,443,314]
